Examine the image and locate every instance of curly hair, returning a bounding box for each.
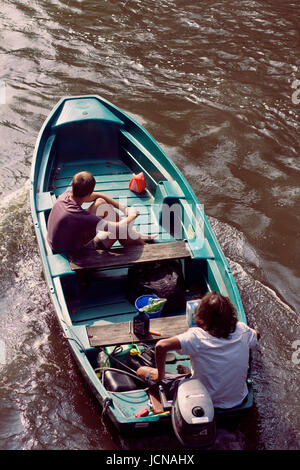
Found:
[194,291,238,339]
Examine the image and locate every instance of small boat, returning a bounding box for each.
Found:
[30,95,253,445]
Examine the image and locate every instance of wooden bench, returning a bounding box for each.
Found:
[68,240,191,271]
[86,314,188,347]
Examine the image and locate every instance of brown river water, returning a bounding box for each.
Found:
[0,0,299,451]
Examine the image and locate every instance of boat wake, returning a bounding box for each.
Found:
[0,185,299,450]
[209,216,300,450]
[0,184,111,449]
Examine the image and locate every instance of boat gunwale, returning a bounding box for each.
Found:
[30,94,252,431]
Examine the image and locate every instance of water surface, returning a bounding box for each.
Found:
[0,0,299,450]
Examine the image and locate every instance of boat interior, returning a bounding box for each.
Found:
[37,120,214,325]
[36,115,217,328]
[33,99,252,417]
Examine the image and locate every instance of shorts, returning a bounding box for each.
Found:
[84,218,115,250]
[84,237,110,251]
[145,372,190,401]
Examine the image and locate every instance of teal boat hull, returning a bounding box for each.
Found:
[30,95,253,438]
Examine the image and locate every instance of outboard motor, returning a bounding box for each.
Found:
[171,377,216,448]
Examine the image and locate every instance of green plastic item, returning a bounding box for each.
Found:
[141,298,167,313]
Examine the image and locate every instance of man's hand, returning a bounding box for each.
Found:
[126,206,139,218]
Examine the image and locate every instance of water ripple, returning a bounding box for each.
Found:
[0,0,299,451]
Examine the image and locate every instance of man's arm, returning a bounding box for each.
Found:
[155,337,182,382]
[86,191,128,214]
[136,336,182,384]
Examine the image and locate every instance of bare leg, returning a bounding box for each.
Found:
[87,198,120,222]
[136,366,158,381]
[117,221,158,246]
[127,224,158,244]
[90,200,157,247]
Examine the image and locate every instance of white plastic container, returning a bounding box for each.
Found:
[186,299,201,327]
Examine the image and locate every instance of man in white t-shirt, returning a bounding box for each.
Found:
[137,291,260,409]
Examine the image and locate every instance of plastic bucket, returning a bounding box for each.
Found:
[135,294,164,318]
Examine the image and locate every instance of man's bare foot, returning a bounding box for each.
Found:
[140,233,158,243]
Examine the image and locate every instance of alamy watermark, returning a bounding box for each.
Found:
[95,200,205,242]
[291,79,300,105]
[0,80,6,104]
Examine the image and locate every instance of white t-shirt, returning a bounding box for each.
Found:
[176,322,258,409]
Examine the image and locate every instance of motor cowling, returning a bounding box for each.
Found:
[171,377,216,448]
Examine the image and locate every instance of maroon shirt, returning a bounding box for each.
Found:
[47,190,101,253]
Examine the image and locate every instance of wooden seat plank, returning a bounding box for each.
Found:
[68,241,190,271]
[86,314,188,347]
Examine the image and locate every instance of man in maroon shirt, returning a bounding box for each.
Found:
[47,171,156,253]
